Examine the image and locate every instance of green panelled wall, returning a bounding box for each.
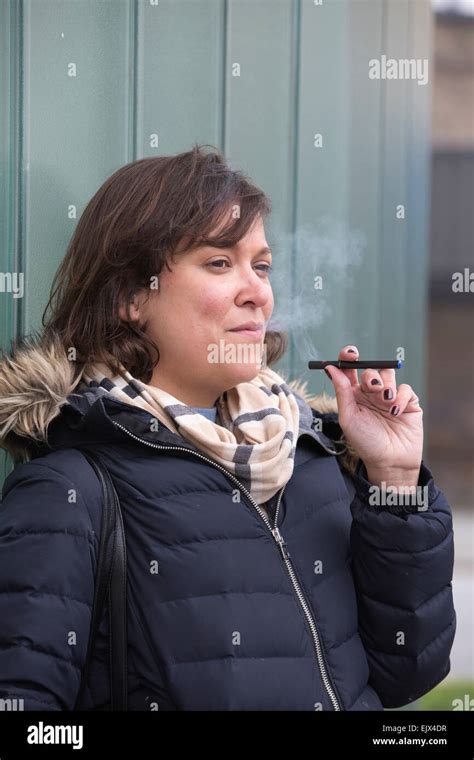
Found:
[0,0,433,486]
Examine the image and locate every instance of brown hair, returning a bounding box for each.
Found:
[42,144,288,383]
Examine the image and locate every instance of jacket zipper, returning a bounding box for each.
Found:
[111,419,341,711]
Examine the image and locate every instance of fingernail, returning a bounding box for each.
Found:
[324,369,332,379]
[370,379,382,386]
[347,348,357,354]
[390,405,400,416]
[383,388,394,400]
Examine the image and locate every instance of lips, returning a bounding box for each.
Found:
[229,329,263,339]
[229,322,263,332]
[228,324,264,341]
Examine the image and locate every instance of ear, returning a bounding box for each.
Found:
[118,293,141,323]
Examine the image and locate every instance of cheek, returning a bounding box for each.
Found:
[196,289,229,320]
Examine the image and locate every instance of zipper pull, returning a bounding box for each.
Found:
[271,526,291,560]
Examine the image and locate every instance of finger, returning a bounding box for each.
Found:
[388,384,422,417]
[324,365,359,425]
[337,344,359,387]
[378,368,397,404]
[360,368,384,393]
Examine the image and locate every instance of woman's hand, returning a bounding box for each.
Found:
[324,345,423,487]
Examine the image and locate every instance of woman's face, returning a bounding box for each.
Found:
[136,215,274,407]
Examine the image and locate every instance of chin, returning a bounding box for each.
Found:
[225,363,263,387]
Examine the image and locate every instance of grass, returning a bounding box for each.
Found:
[416,681,474,711]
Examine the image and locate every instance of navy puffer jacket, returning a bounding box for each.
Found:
[0,340,456,711]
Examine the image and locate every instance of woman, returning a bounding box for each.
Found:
[0,145,455,711]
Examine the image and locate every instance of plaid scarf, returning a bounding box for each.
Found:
[79,363,300,505]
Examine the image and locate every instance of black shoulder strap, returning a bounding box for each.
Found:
[74,449,128,710]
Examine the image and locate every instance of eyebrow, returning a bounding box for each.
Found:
[197,245,273,257]
[231,245,273,256]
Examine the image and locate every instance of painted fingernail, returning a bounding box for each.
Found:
[383,388,394,400]
[324,369,332,379]
[347,348,357,354]
[390,405,400,416]
[370,379,382,386]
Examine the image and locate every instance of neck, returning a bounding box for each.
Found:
[148,368,219,408]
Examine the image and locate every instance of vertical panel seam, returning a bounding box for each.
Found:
[221,0,228,153]
[290,0,302,377]
[12,0,25,339]
[129,0,138,162]
[377,0,387,358]
[401,0,410,384]
[406,0,415,386]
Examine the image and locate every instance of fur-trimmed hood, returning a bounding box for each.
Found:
[0,335,358,472]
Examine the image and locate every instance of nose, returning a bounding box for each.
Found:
[234,266,272,309]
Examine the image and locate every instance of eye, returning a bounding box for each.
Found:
[255,264,273,275]
[207,260,273,275]
[208,260,230,270]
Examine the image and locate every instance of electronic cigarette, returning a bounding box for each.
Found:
[308,360,403,370]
